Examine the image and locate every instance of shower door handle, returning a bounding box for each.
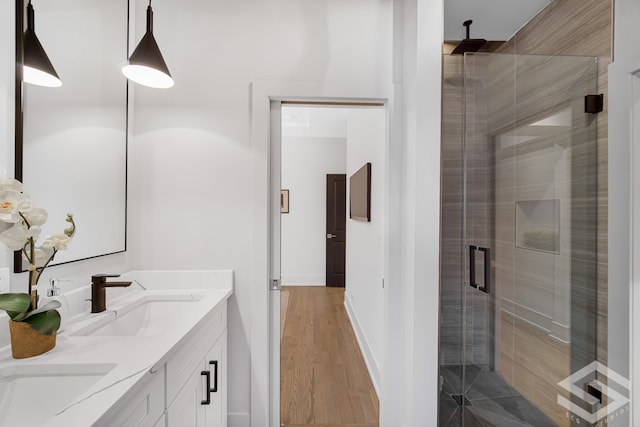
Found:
[469,245,490,294]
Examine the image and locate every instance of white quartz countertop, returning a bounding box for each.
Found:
[0,270,233,427]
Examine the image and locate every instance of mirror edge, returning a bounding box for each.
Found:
[14,0,24,274]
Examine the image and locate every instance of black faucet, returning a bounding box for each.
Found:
[91,274,132,313]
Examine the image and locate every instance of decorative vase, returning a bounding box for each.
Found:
[8,320,56,359]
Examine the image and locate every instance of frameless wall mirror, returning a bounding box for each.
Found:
[14,0,128,272]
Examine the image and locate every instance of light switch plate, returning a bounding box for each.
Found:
[0,268,9,293]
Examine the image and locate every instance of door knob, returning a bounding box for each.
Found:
[327,234,337,239]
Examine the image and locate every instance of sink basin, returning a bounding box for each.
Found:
[72,294,205,337]
[0,364,114,425]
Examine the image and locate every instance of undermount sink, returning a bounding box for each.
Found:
[0,363,115,425]
[72,293,205,337]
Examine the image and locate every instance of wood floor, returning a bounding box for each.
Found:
[280,286,379,427]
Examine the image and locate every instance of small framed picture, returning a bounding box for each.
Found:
[281,189,290,214]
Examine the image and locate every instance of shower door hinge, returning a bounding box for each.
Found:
[584,94,604,114]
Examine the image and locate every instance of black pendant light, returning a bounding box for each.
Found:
[23,0,62,87]
[122,1,174,88]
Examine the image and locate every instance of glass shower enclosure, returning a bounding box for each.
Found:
[439,51,604,426]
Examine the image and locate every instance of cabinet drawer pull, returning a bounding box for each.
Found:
[201,371,211,405]
[210,360,218,393]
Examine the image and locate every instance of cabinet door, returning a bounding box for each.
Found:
[153,413,166,427]
[167,365,206,426]
[203,330,227,427]
[94,369,164,427]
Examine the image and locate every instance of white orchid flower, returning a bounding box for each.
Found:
[0,222,29,250]
[0,190,34,223]
[0,178,23,193]
[26,225,42,241]
[29,247,54,268]
[41,234,72,251]
[23,208,48,227]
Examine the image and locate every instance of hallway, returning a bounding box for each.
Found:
[280,286,379,427]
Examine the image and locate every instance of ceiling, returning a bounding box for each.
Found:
[444,0,551,41]
[282,106,352,139]
[283,3,554,137]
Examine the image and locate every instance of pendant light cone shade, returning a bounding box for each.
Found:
[23,2,62,87]
[122,5,173,89]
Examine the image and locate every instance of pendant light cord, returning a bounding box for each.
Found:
[26,1,34,30]
[146,2,154,33]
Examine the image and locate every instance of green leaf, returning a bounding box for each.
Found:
[5,310,22,320]
[22,300,61,319]
[23,310,61,336]
[0,293,30,316]
[12,300,62,321]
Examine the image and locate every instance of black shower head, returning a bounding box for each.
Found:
[451,20,486,55]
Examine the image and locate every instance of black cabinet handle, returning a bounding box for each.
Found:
[469,245,490,294]
[201,371,211,405]
[210,360,218,393]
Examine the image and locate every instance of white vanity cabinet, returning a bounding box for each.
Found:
[166,331,227,426]
[6,271,234,427]
[203,330,227,426]
[164,304,227,427]
[93,301,228,427]
[94,368,165,427]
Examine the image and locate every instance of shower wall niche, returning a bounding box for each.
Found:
[515,199,560,253]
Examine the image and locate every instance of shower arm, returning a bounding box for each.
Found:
[463,20,473,40]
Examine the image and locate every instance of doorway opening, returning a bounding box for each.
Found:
[277,102,385,426]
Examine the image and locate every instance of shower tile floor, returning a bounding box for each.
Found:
[439,365,558,426]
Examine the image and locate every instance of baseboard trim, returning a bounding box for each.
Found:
[344,296,381,397]
[228,412,250,427]
[281,275,326,286]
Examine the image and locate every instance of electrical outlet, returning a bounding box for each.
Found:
[0,268,10,293]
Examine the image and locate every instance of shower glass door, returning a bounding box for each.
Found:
[439,51,600,426]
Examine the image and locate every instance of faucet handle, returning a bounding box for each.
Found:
[92,274,121,279]
[92,274,121,284]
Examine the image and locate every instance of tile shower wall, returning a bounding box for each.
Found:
[495,0,612,368]
[440,47,491,367]
[440,2,611,425]
[440,47,464,366]
[490,1,611,423]
[485,53,598,425]
[464,54,492,366]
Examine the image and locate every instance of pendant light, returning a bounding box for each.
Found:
[23,0,62,87]
[122,1,174,89]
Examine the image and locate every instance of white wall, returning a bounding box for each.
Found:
[385,0,443,425]
[344,108,386,394]
[128,0,393,425]
[609,0,639,424]
[281,135,346,286]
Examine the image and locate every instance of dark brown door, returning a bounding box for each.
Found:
[326,174,346,287]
